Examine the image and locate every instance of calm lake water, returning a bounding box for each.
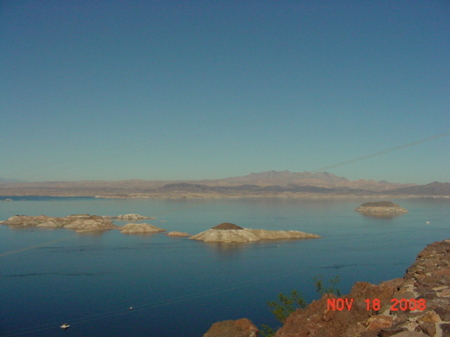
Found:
[1,197,449,337]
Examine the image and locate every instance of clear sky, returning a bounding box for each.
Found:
[1,1,449,183]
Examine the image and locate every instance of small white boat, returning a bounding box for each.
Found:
[60,323,70,330]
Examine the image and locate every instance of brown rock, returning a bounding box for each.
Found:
[440,323,450,336]
[358,331,378,337]
[379,327,408,337]
[417,310,440,324]
[389,332,429,337]
[358,332,379,337]
[366,315,393,331]
[203,318,258,337]
[434,306,450,321]
[416,322,436,336]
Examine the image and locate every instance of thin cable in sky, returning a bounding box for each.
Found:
[312,130,450,172]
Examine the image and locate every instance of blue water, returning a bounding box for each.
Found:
[1,197,449,336]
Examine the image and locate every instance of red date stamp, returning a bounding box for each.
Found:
[327,298,426,311]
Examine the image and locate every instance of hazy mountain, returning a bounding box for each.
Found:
[202,171,414,191]
[388,182,450,196]
[2,171,447,197]
[217,170,348,186]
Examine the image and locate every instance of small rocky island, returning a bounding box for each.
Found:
[0,214,160,234]
[355,201,408,216]
[190,223,320,243]
[119,223,166,234]
[114,214,156,221]
[0,214,118,232]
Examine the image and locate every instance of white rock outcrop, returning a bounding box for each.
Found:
[190,223,320,243]
[246,229,321,240]
[190,229,260,243]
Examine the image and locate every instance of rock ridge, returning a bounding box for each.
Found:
[203,239,450,337]
[273,239,450,336]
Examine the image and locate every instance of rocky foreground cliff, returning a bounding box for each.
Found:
[204,239,450,337]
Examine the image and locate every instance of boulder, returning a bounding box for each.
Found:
[203,318,258,337]
[119,223,165,233]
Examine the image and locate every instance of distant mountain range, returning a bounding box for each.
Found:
[199,170,413,191]
[0,171,449,198]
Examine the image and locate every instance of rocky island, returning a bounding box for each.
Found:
[0,214,162,234]
[0,214,118,232]
[119,223,166,233]
[190,223,320,243]
[114,213,156,221]
[355,201,408,216]
[203,239,450,337]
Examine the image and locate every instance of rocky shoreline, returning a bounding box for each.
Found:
[203,239,450,337]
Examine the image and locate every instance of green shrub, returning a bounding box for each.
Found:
[260,275,341,337]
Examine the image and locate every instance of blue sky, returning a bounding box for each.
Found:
[1,1,449,183]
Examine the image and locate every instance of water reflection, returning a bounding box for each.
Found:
[357,213,403,219]
[204,242,249,258]
[76,230,106,237]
